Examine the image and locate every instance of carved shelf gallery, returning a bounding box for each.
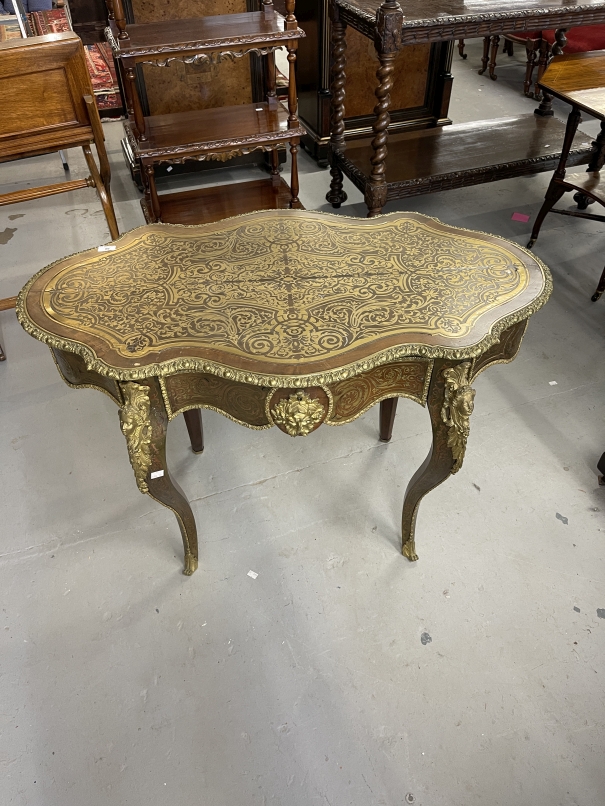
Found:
[326,0,605,216]
[106,0,305,223]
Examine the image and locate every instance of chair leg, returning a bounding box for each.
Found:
[82,144,119,240]
[478,36,490,74]
[528,105,581,248]
[524,43,538,97]
[0,341,5,362]
[488,35,500,80]
[535,41,551,99]
[458,39,466,59]
[83,95,112,193]
[503,38,514,57]
[592,268,605,302]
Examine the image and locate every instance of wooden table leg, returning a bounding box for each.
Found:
[488,34,500,81]
[401,360,475,562]
[528,104,581,248]
[379,397,398,442]
[325,0,348,208]
[183,408,204,453]
[119,379,199,575]
[478,36,490,75]
[364,0,404,217]
[535,28,566,116]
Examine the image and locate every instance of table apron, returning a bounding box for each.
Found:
[337,7,605,47]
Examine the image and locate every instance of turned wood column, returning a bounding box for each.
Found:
[535,28,567,116]
[326,0,348,208]
[364,0,404,217]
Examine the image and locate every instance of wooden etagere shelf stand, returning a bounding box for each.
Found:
[105,0,306,224]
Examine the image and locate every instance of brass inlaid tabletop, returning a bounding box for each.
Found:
[19,211,549,385]
[18,210,551,577]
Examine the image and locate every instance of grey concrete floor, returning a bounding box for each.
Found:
[1,38,604,806]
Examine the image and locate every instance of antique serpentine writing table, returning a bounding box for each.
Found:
[17,210,551,576]
[326,0,605,216]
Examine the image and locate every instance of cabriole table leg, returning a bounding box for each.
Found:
[401,360,476,562]
[118,379,199,575]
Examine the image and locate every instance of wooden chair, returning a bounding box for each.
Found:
[0,31,119,359]
[479,32,548,98]
[527,51,605,302]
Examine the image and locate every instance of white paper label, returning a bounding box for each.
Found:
[247,570,258,579]
[150,470,165,479]
[98,245,116,252]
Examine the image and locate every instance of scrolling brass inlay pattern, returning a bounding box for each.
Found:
[32,216,533,359]
[119,382,152,493]
[163,372,270,428]
[51,347,123,406]
[328,360,431,424]
[270,390,326,436]
[471,320,528,381]
[441,362,475,474]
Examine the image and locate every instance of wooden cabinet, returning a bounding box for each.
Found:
[291,0,453,165]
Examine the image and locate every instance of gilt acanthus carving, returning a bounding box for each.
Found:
[441,362,475,473]
[119,382,152,493]
[271,391,326,436]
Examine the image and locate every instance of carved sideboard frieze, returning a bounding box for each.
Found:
[140,46,280,68]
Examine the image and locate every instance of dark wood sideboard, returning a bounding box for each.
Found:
[292,0,452,165]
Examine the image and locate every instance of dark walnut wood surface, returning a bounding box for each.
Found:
[18,210,551,384]
[143,178,297,224]
[107,11,304,58]
[538,50,605,117]
[337,114,593,196]
[129,101,302,160]
[337,0,605,42]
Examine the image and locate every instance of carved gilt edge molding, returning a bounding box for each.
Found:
[119,382,152,493]
[268,390,327,436]
[441,362,475,474]
[15,215,553,388]
[16,299,550,389]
